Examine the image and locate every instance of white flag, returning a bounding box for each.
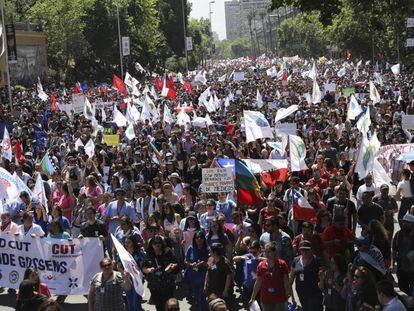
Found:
[124,72,140,96]
[347,95,363,120]
[150,85,158,100]
[126,102,140,124]
[356,60,362,68]
[125,123,135,140]
[289,135,308,172]
[194,70,207,85]
[101,108,107,122]
[374,72,383,86]
[161,78,169,97]
[13,172,33,197]
[32,173,47,208]
[337,67,346,77]
[1,126,12,161]
[275,105,298,123]
[256,89,263,108]
[307,62,317,80]
[74,138,84,151]
[243,110,274,143]
[84,139,95,158]
[218,74,227,82]
[176,108,191,127]
[111,234,144,296]
[356,108,371,134]
[391,63,400,75]
[163,104,174,124]
[312,78,321,104]
[369,81,381,104]
[37,77,48,101]
[113,105,128,127]
[83,97,95,121]
[0,168,19,201]
[355,134,380,180]
[373,158,396,195]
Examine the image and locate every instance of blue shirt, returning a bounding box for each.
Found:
[4,200,26,223]
[48,216,71,231]
[104,200,137,234]
[216,200,236,223]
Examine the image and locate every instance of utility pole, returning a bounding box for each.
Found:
[181,0,188,75]
[1,0,12,109]
[116,0,123,78]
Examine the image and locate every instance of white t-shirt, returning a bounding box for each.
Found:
[18,223,45,237]
[356,184,378,206]
[397,180,413,198]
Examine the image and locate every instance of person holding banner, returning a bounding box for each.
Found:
[17,212,45,237]
[0,211,19,234]
[88,258,132,311]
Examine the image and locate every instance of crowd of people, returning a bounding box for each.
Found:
[0,56,414,311]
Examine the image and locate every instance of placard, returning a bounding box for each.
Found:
[122,36,130,56]
[324,83,336,93]
[202,167,234,193]
[402,115,414,130]
[71,94,86,114]
[103,134,120,146]
[94,101,115,110]
[233,72,245,82]
[275,123,297,136]
[407,17,414,28]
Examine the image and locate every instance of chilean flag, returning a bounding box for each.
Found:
[74,82,82,94]
[292,189,316,222]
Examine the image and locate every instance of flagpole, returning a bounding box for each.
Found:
[1,0,12,110]
[181,0,189,75]
[115,0,124,78]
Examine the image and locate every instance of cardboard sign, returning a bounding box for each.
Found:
[71,94,86,114]
[402,115,414,130]
[103,134,120,146]
[202,167,234,193]
[233,72,245,82]
[275,123,297,136]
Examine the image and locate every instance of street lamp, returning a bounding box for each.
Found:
[115,0,123,78]
[181,0,188,74]
[209,1,215,64]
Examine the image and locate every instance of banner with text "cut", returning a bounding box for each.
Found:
[0,234,103,295]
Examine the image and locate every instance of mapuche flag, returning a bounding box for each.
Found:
[217,158,264,206]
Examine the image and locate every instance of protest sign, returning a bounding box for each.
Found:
[103,134,120,146]
[94,101,115,110]
[233,72,245,82]
[202,167,234,193]
[343,87,356,97]
[324,83,336,93]
[275,123,297,136]
[0,234,103,295]
[71,94,86,114]
[402,115,414,130]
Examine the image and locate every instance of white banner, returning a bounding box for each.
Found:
[202,168,234,193]
[0,234,103,295]
[402,115,414,130]
[242,159,288,174]
[71,94,86,114]
[275,123,297,136]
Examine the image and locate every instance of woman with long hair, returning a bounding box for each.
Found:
[367,219,391,267]
[162,182,179,205]
[79,175,103,209]
[184,231,209,311]
[318,254,347,311]
[344,266,378,311]
[160,202,181,236]
[56,182,75,222]
[20,267,51,299]
[179,185,198,211]
[142,235,179,311]
[106,176,121,196]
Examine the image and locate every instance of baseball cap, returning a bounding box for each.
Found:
[380,184,389,190]
[300,240,312,250]
[402,214,414,223]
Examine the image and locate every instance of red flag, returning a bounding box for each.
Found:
[183,82,193,94]
[224,124,236,137]
[261,169,288,188]
[50,95,59,111]
[74,82,82,94]
[167,88,176,100]
[112,74,126,94]
[13,140,25,164]
[166,76,176,91]
[346,50,351,60]
[155,77,163,91]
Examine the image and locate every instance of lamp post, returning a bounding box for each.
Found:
[209,1,215,63]
[181,0,188,75]
[115,0,123,78]
[0,0,12,109]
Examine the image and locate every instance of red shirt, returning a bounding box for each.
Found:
[256,259,289,304]
[321,225,355,258]
[260,207,281,227]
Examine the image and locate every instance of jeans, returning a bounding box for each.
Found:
[261,302,288,311]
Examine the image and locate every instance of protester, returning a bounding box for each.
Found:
[88,258,132,311]
[15,280,48,311]
[142,235,179,311]
[21,267,52,299]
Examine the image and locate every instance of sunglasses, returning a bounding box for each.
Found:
[101,263,112,268]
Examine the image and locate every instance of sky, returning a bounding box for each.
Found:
[189,0,227,40]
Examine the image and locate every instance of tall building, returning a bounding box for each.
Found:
[225,0,242,41]
[225,0,295,43]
